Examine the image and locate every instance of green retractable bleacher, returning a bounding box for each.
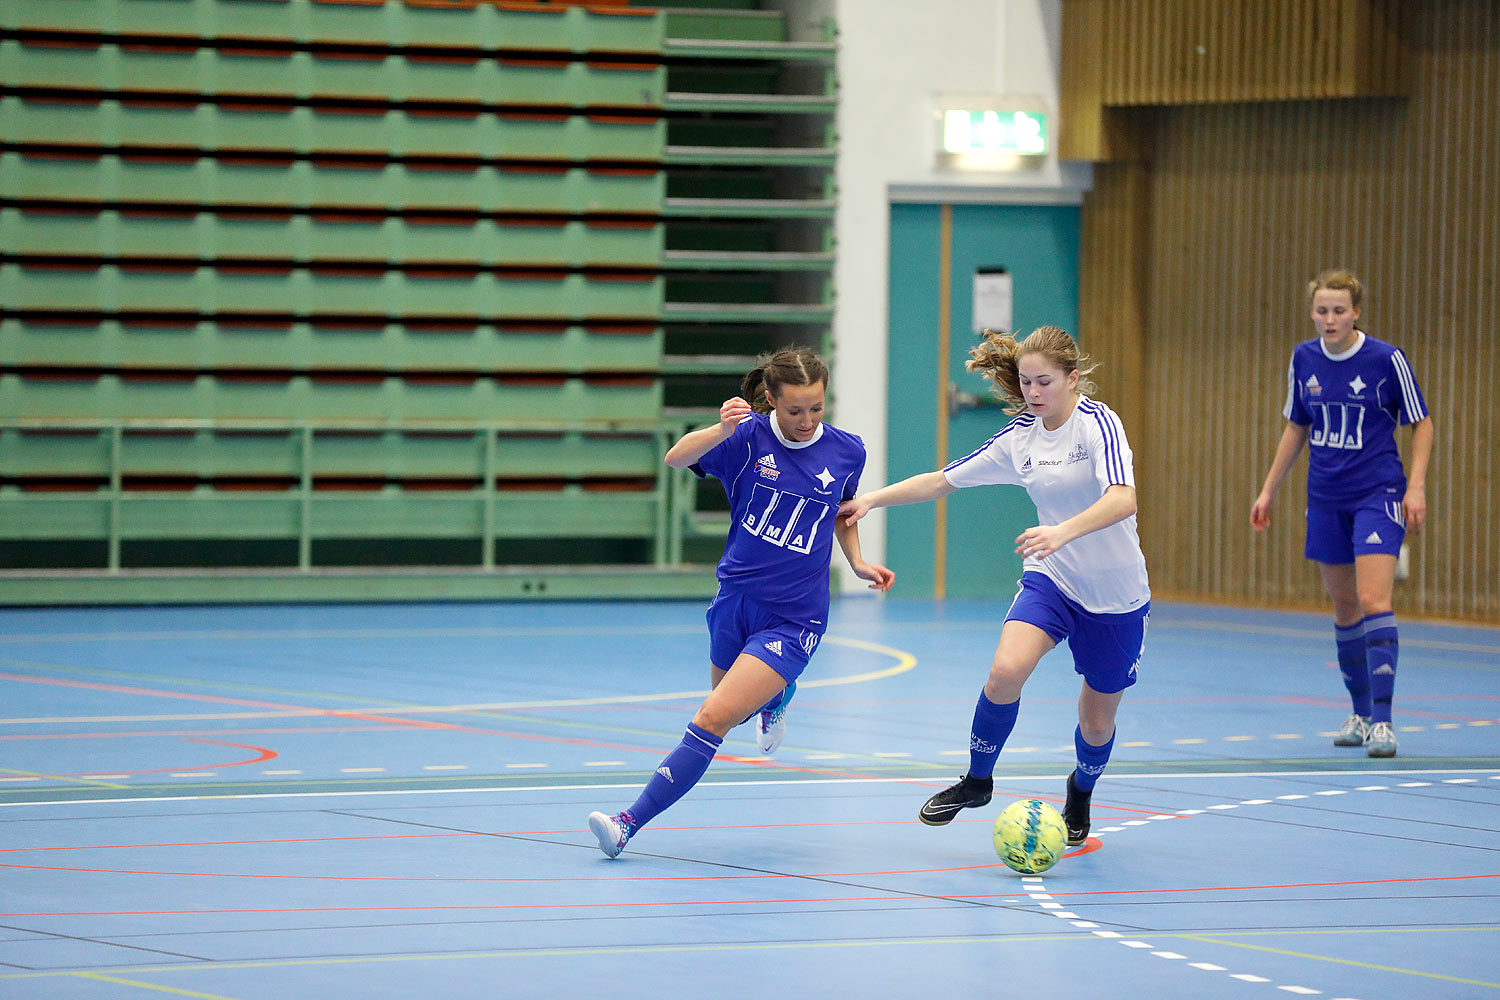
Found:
[0,0,837,603]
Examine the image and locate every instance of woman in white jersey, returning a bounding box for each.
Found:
[841,326,1149,845]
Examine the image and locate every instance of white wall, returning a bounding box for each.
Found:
[828,0,1090,589]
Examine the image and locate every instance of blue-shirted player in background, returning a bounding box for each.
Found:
[588,348,894,858]
[842,326,1150,847]
[1252,270,1434,758]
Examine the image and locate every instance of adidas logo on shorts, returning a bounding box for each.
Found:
[1365,530,1383,544]
[763,640,783,657]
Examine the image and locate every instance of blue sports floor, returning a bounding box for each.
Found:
[0,597,1497,999]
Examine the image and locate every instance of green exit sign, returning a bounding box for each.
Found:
[941,109,1048,156]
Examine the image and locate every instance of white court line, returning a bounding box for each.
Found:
[1,768,1495,809]
[0,635,917,724]
[4,615,1493,652]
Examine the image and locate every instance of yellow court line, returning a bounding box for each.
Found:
[2,926,1493,983]
[72,972,244,999]
[1183,931,1500,989]
[0,931,1117,981]
[321,634,917,715]
[0,767,130,790]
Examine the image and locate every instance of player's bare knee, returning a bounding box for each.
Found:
[690,705,734,738]
[983,665,1025,704]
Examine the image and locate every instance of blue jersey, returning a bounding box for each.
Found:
[692,413,865,629]
[1282,332,1428,507]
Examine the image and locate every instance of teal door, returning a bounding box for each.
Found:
[886,201,1080,598]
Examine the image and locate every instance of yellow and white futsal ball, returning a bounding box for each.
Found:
[992,798,1068,874]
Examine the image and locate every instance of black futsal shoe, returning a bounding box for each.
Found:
[918,773,993,826]
[1063,770,1092,846]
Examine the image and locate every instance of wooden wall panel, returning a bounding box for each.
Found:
[1079,1,1500,621]
[1063,0,1405,161]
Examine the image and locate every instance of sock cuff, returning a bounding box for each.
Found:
[976,692,1020,717]
[1362,611,1398,636]
[684,723,724,757]
[1335,620,1367,642]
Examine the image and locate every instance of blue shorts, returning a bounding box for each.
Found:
[1305,499,1406,564]
[706,588,822,684]
[1004,571,1149,695]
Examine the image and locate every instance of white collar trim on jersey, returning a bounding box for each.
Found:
[1320,329,1366,361]
[767,411,823,450]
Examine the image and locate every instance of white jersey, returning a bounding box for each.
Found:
[942,396,1150,614]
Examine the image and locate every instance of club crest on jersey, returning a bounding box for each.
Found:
[1066,444,1089,465]
[812,467,836,494]
[1349,375,1367,395]
[1306,374,1322,395]
[756,454,780,480]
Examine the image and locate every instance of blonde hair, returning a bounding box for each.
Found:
[966,326,1099,415]
[741,347,829,415]
[1308,268,1365,309]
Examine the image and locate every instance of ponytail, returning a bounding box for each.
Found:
[741,347,829,414]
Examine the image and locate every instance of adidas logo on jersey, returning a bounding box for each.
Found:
[763,640,783,657]
[1365,530,1383,544]
[756,453,780,480]
[656,765,674,783]
[1307,374,1323,395]
[1020,456,1032,473]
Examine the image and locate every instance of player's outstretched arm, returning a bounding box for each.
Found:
[839,470,956,525]
[665,396,753,469]
[833,516,895,591]
[1015,484,1137,559]
[1250,421,1311,531]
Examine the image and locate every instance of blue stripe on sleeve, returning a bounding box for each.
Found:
[1079,399,1126,484]
[942,414,1034,473]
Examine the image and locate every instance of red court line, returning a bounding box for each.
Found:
[3,894,967,918]
[0,815,1116,857]
[18,861,1475,922]
[53,738,277,778]
[0,859,1012,882]
[0,726,403,741]
[1006,871,1500,899]
[0,672,308,711]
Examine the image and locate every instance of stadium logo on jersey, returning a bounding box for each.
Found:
[1349,375,1367,395]
[1065,444,1089,465]
[763,640,783,657]
[812,467,836,494]
[1020,455,1032,473]
[656,765,674,783]
[756,454,780,480]
[1307,374,1322,395]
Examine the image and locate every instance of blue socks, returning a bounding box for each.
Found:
[967,692,1019,780]
[1072,725,1115,792]
[1364,611,1399,724]
[625,723,723,831]
[1335,619,1372,718]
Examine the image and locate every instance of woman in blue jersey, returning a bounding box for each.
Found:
[588,348,894,858]
[1251,270,1434,758]
[841,326,1149,846]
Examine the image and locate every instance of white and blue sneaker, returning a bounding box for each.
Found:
[756,680,795,755]
[588,810,634,858]
[1366,721,1398,758]
[1333,713,1372,747]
